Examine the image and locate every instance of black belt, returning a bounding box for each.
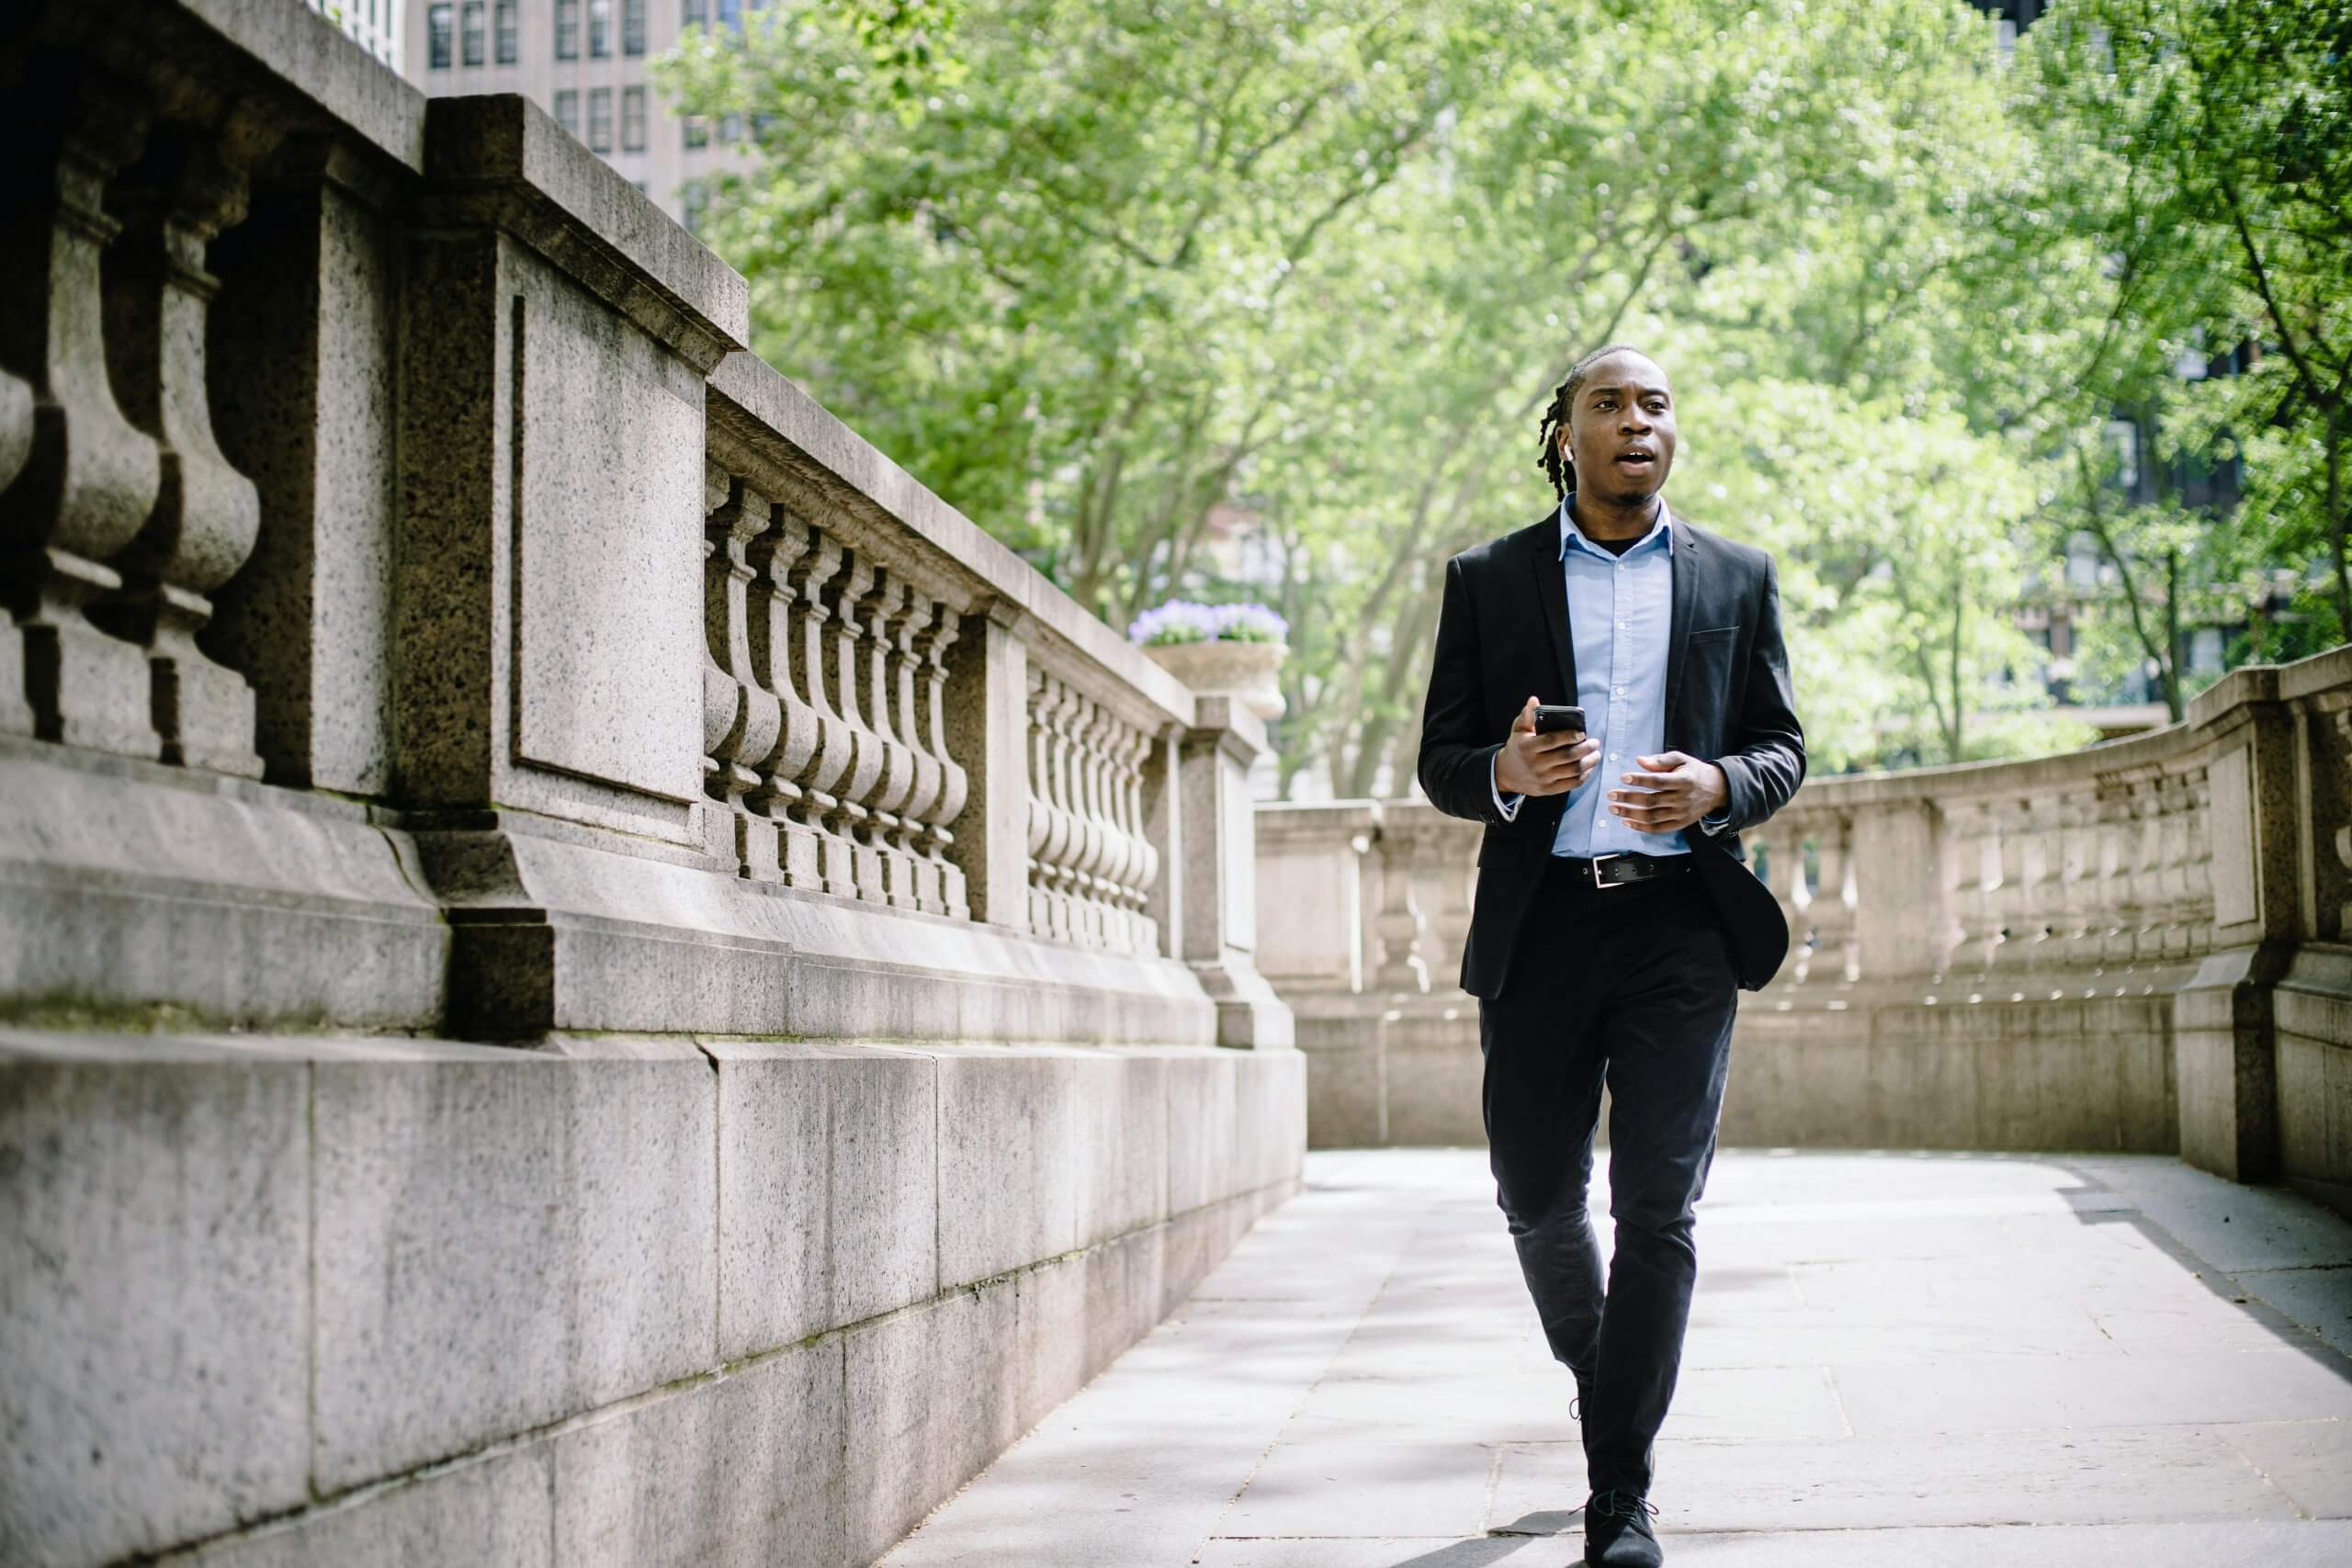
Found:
[1543,852,1695,891]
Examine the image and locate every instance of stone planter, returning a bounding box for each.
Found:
[1142,638,1288,721]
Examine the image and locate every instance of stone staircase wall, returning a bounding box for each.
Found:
[0,6,1301,1565]
[1258,646,2352,1215]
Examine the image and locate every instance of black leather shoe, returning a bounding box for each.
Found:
[1582,1489,1661,1567]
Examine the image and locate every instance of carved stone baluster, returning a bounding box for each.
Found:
[885,588,941,912]
[2129,777,2166,966]
[917,607,967,918]
[0,73,162,755]
[1118,722,1159,953]
[2094,780,2138,970]
[2053,785,2096,970]
[823,550,887,900]
[1374,819,1426,993]
[1024,666,1061,940]
[854,570,915,906]
[788,528,856,897]
[702,470,782,878]
[1944,800,1996,984]
[92,136,265,776]
[1070,698,1114,948]
[745,508,821,889]
[1809,815,1857,987]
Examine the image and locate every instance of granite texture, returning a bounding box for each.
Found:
[309,1043,720,1489]
[0,1036,311,1568]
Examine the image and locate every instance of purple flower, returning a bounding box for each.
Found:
[1128,599,1288,647]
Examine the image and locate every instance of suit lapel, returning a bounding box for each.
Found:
[1663,513,1701,745]
[1525,503,1576,704]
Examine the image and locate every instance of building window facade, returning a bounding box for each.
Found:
[555,0,579,59]
[461,0,485,64]
[718,0,741,31]
[554,89,580,137]
[495,0,518,62]
[589,0,612,57]
[622,85,649,152]
[684,114,709,150]
[427,2,453,67]
[624,0,648,54]
[588,87,614,153]
[683,0,707,27]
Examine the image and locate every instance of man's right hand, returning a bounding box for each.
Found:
[1495,695,1600,797]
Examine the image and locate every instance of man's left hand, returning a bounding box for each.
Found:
[1608,751,1730,834]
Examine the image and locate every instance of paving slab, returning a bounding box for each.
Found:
[876,1148,2352,1567]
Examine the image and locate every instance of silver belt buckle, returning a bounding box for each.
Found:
[1590,852,1629,889]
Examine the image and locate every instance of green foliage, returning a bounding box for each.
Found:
[657,0,2349,793]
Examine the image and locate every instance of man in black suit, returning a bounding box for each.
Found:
[1416,345,1804,1567]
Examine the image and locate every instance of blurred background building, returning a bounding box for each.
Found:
[401,0,754,222]
[304,0,405,69]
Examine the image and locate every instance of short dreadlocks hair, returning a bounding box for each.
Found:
[1536,344,1649,500]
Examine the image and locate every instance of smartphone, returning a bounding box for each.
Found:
[1533,704,1587,736]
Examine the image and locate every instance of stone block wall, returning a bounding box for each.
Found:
[1259,646,2352,1211]
[0,5,1302,1565]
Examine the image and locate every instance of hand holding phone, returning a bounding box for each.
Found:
[1497,695,1599,797]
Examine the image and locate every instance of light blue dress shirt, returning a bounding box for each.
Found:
[1490,499,1726,856]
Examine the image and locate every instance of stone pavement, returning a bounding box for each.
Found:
[879,1146,2352,1567]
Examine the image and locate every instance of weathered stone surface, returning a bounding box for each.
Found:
[0,748,447,1030]
[936,1048,1081,1288]
[710,1040,938,1357]
[169,1448,552,1568]
[845,1282,1024,1563]
[549,1341,849,1568]
[0,1036,311,1568]
[1165,1048,1240,1216]
[310,1043,718,1488]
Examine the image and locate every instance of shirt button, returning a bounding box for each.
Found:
[1608,751,1619,761]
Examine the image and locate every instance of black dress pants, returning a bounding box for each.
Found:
[1477,859,1739,1497]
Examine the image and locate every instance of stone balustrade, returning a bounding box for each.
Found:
[0,6,1297,1567]
[1258,646,2352,1214]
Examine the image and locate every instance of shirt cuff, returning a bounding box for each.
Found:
[1489,750,1523,823]
[1698,807,1732,836]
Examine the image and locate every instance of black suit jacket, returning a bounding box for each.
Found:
[1415,495,1806,997]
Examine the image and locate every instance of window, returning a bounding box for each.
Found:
[427,2,452,67]
[495,0,518,62]
[683,0,707,27]
[719,111,741,142]
[718,0,741,30]
[555,0,578,59]
[589,0,612,57]
[588,87,614,152]
[461,0,484,65]
[553,89,580,137]
[622,85,649,151]
[624,0,647,54]
[684,114,709,150]
[2105,417,2141,493]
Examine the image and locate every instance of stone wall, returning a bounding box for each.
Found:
[1258,648,2351,1213]
[0,5,1301,1566]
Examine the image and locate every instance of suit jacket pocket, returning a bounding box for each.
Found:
[1690,625,1740,643]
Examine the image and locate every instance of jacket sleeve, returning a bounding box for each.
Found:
[1713,554,1806,833]
[1416,554,1510,825]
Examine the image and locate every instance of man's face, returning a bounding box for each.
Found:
[1558,351,1676,504]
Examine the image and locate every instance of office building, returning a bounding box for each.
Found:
[404,0,753,224]
[306,0,404,71]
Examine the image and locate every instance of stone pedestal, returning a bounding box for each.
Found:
[1179,694,1295,1049]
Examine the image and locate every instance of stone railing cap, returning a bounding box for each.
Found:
[422,96,751,360]
[708,351,1197,725]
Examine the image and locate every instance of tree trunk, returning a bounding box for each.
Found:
[2329,404,2351,642]
[2163,547,2183,721]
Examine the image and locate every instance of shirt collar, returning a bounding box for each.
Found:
[1557,494,1673,561]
